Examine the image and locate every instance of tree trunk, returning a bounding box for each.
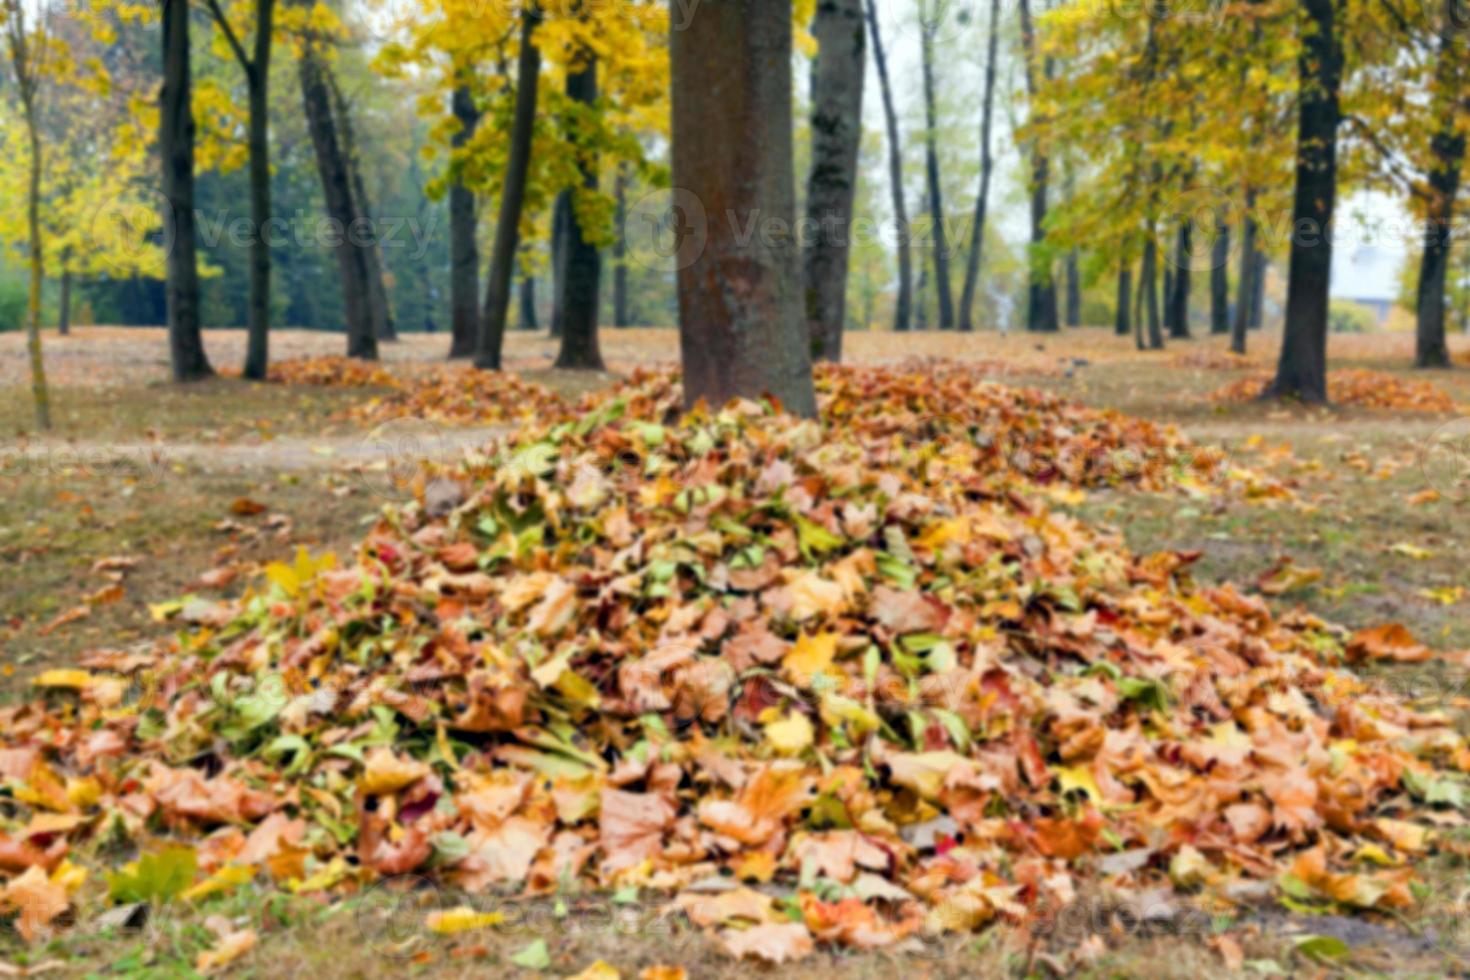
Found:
[919,2,954,330]
[549,190,571,338]
[864,0,911,333]
[915,260,929,331]
[20,95,50,429]
[1115,263,1132,336]
[1266,0,1340,402]
[1168,222,1191,338]
[240,0,275,381]
[1065,248,1082,326]
[958,0,1001,333]
[670,0,816,416]
[1414,40,1465,369]
[1231,213,1255,354]
[475,7,541,371]
[1162,266,1174,333]
[58,266,72,336]
[803,0,865,362]
[1210,216,1230,334]
[1250,249,1266,328]
[161,0,212,382]
[1142,233,1163,349]
[520,268,538,330]
[1018,0,1058,333]
[448,82,480,358]
[554,57,604,371]
[613,162,630,327]
[326,66,396,341]
[299,42,376,359]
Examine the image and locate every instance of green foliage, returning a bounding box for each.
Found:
[1328,299,1376,334]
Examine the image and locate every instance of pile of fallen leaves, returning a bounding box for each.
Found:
[1211,369,1460,413]
[259,356,565,428]
[3,370,1445,963]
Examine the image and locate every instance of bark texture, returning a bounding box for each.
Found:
[958,0,1001,333]
[1232,209,1256,354]
[326,67,395,341]
[613,163,631,327]
[160,0,212,382]
[299,41,377,359]
[448,82,480,358]
[554,57,605,371]
[1168,222,1191,338]
[1267,0,1341,403]
[1018,0,1058,332]
[1115,264,1132,337]
[475,7,542,371]
[1210,217,1230,335]
[864,0,911,332]
[670,0,817,417]
[918,0,954,330]
[804,0,865,362]
[1414,37,1465,369]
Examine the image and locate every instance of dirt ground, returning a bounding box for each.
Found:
[4,324,1470,977]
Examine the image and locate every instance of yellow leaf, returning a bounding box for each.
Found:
[783,632,837,686]
[358,747,430,796]
[196,929,256,973]
[1390,542,1434,560]
[182,865,256,902]
[764,712,814,755]
[33,669,93,690]
[568,961,621,980]
[1054,764,1101,804]
[426,905,506,934]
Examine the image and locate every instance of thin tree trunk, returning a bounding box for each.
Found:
[613,162,630,327]
[161,0,212,381]
[549,190,571,338]
[475,6,541,371]
[236,0,275,380]
[299,41,376,359]
[1210,216,1230,334]
[326,66,396,341]
[1250,249,1266,328]
[1115,264,1132,336]
[803,0,865,362]
[670,0,816,416]
[1018,0,1058,333]
[915,260,929,331]
[57,266,71,336]
[1065,248,1082,326]
[1168,222,1191,338]
[1142,233,1163,349]
[520,267,538,330]
[1414,39,1464,369]
[864,0,911,333]
[1231,212,1255,354]
[20,93,49,428]
[959,0,1001,333]
[919,1,954,330]
[554,57,604,370]
[1162,266,1174,333]
[448,82,480,358]
[1266,0,1340,402]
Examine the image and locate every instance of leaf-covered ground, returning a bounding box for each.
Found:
[3,327,1470,978]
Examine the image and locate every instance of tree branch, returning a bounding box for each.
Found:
[204,0,251,73]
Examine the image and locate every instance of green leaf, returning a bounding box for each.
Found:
[106,846,198,904]
[511,939,551,970]
[796,516,845,559]
[1292,935,1350,963]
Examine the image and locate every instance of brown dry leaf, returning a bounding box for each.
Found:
[229,498,268,516]
[1347,623,1432,663]
[674,886,774,928]
[718,922,814,964]
[600,789,674,874]
[37,606,89,637]
[639,969,687,980]
[359,748,431,796]
[83,584,125,606]
[1208,934,1245,971]
[1,866,68,942]
[195,929,257,973]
